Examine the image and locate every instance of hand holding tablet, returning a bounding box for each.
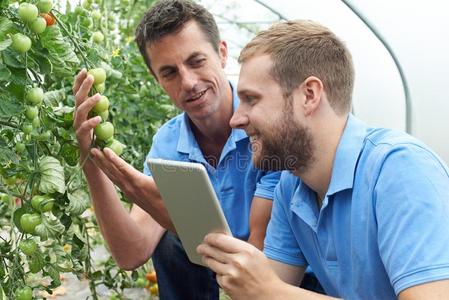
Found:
[147,158,232,266]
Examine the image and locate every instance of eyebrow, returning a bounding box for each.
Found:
[157,51,205,75]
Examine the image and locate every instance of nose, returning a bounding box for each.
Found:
[179,67,198,91]
[230,104,249,129]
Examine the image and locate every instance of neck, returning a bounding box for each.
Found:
[293,114,349,201]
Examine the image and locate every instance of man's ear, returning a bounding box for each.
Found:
[300,76,324,116]
[218,40,228,68]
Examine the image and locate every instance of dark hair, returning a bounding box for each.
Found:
[135,0,220,74]
[240,20,354,115]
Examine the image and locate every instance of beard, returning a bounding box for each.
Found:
[252,102,315,172]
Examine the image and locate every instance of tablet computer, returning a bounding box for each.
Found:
[147,158,232,266]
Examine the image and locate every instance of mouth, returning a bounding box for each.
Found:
[186,89,208,102]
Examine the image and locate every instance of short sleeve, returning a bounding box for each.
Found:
[254,171,281,200]
[374,145,449,295]
[142,132,163,176]
[264,174,308,267]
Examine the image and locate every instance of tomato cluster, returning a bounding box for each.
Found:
[11,1,55,54]
[88,68,126,156]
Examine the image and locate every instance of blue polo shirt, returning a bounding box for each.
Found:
[265,115,449,299]
[143,83,280,240]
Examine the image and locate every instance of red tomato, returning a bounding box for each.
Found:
[41,13,56,26]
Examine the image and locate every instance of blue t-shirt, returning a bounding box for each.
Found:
[265,115,449,299]
[143,83,280,240]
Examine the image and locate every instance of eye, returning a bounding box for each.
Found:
[190,58,206,67]
[244,94,257,105]
[161,69,176,79]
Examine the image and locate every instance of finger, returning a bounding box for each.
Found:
[75,116,101,141]
[74,74,95,108]
[90,149,122,182]
[72,68,87,95]
[197,243,230,264]
[204,233,249,254]
[201,255,231,276]
[73,94,101,129]
[216,274,234,291]
[103,148,140,177]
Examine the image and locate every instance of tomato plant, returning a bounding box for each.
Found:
[1,0,176,298]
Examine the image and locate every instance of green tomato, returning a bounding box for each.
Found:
[92,31,104,43]
[11,33,32,53]
[15,286,33,300]
[96,109,109,122]
[87,68,106,85]
[20,213,42,234]
[26,87,44,105]
[36,130,51,141]
[94,122,114,140]
[74,6,84,15]
[29,16,47,34]
[81,16,93,28]
[37,0,53,13]
[31,117,40,129]
[135,277,146,288]
[18,3,38,23]
[31,195,54,212]
[92,10,101,21]
[82,0,91,10]
[3,175,17,185]
[28,254,44,273]
[15,142,26,153]
[25,106,39,120]
[19,239,37,256]
[92,95,109,113]
[0,193,12,204]
[22,123,33,134]
[105,139,125,156]
[94,82,105,93]
[13,207,28,232]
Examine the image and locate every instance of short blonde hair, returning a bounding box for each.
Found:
[239,20,354,114]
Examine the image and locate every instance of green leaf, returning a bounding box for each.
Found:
[44,89,65,105]
[36,53,53,75]
[46,265,61,288]
[39,26,80,76]
[34,213,65,240]
[39,156,66,194]
[0,17,13,39]
[66,189,90,216]
[0,64,11,81]
[0,38,11,51]
[0,93,22,118]
[1,49,24,69]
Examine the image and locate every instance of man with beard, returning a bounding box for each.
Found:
[197,20,449,299]
[72,1,281,299]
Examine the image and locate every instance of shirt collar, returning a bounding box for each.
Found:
[176,82,247,159]
[326,114,368,196]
